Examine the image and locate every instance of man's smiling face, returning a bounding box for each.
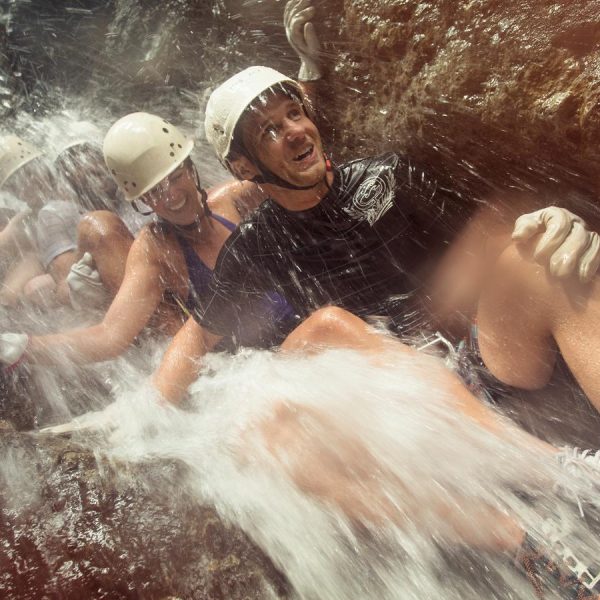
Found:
[240,89,327,189]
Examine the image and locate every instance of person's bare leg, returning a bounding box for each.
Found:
[281,307,549,440]
[77,210,134,294]
[0,252,44,306]
[477,244,600,409]
[259,398,525,551]
[281,306,394,356]
[255,307,548,550]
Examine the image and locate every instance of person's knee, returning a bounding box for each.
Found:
[78,210,130,252]
[23,274,57,305]
[305,306,365,339]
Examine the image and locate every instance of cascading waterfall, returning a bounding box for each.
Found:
[1,1,599,598]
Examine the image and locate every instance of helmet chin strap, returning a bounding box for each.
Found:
[172,187,210,235]
[250,154,333,191]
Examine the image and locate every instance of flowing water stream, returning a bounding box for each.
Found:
[2,1,600,598]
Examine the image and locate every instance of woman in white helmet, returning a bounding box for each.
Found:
[44,135,139,309]
[0,112,292,370]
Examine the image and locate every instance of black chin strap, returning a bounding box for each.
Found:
[251,155,334,192]
[170,167,210,235]
[190,163,211,218]
[131,199,154,216]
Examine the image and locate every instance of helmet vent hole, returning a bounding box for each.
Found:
[170,143,175,147]
[169,152,175,157]
[111,169,116,175]
[132,182,137,188]
[162,128,169,134]
[177,144,182,148]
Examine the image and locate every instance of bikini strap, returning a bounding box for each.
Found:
[210,212,237,232]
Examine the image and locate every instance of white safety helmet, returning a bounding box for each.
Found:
[103,112,194,201]
[0,135,43,187]
[204,66,303,164]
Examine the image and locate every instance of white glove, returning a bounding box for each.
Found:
[512,206,600,283]
[0,332,29,369]
[284,0,323,81]
[67,252,110,310]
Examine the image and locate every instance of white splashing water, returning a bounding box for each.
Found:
[92,347,600,599]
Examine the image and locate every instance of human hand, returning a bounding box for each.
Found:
[0,332,29,370]
[284,0,323,81]
[66,252,110,310]
[512,206,600,283]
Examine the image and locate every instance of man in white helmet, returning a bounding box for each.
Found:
[152,55,600,419]
[146,6,600,593]
[0,112,293,372]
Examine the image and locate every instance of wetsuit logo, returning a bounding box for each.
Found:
[344,170,395,225]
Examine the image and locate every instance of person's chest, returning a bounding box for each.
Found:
[251,200,424,304]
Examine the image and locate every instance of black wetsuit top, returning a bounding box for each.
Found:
[174,213,296,348]
[195,153,452,342]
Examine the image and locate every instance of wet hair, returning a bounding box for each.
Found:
[55,142,118,212]
[226,81,306,166]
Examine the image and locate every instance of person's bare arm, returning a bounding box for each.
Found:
[25,232,167,364]
[48,250,77,305]
[152,316,223,405]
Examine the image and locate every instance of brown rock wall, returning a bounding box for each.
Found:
[0,426,288,599]
[323,0,600,204]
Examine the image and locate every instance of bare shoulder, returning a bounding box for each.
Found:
[130,223,177,265]
[207,180,268,221]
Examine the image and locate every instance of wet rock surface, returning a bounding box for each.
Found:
[326,0,600,208]
[0,425,288,599]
